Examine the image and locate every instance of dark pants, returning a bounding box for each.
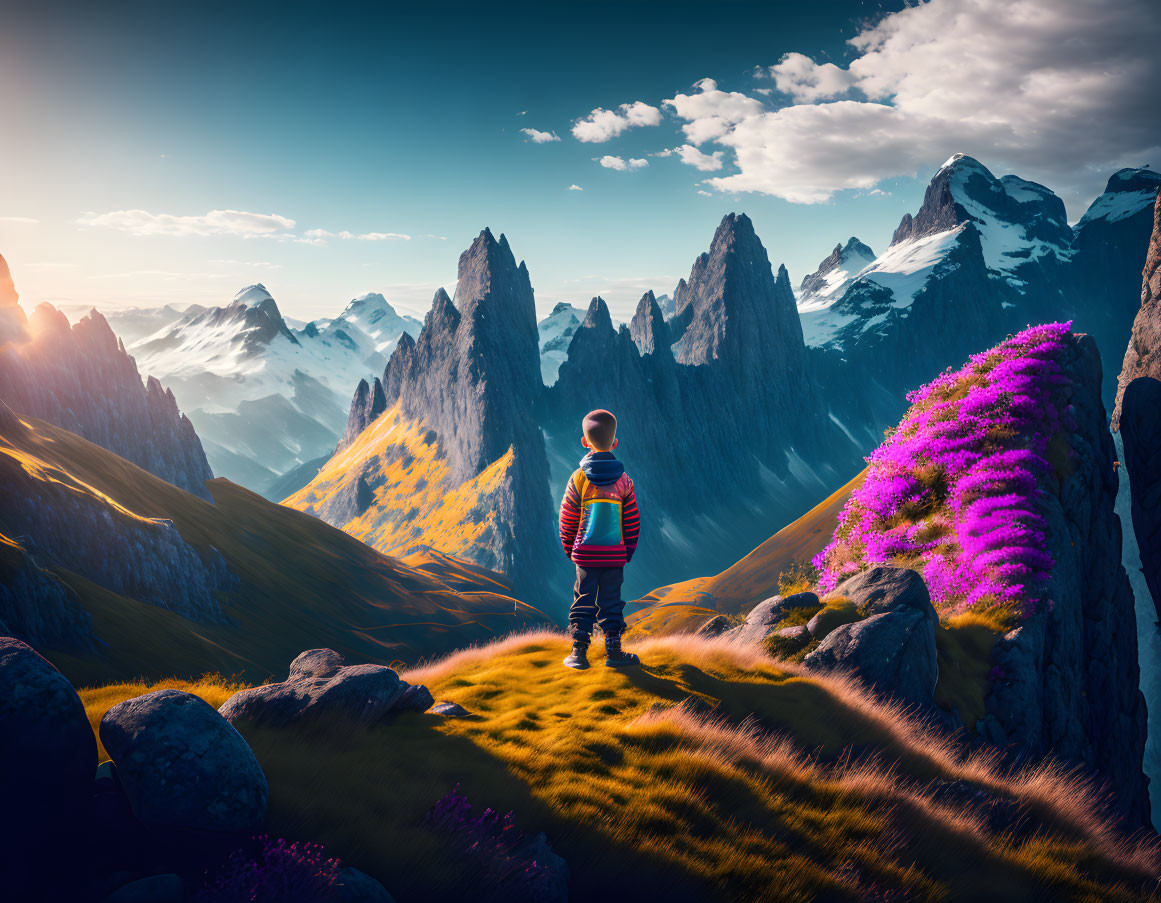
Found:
[569,566,625,640]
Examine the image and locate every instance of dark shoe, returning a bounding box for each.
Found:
[604,633,640,668]
[563,641,590,670]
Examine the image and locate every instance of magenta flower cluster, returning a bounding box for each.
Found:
[194,835,342,903]
[814,322,1075,623]
[426,784,558,901]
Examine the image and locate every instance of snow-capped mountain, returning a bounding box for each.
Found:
[1071,167,1161,402]
[799,227,970,349]
[324,292,422,358]
[126,285,419,490]
[537,301,582,385]
[805,154,1158,423]
[797,237,876,312]
[655,292,675,319]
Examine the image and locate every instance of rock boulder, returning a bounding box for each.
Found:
[0,637,96,897]
[100,689,268,833]
[219,648,433,727]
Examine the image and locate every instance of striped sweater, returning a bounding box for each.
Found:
[559,453,640,567]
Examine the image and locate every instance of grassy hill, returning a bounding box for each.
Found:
[81,632,1161,902]
[0,410,548,685]
[284,404,519,569]
[628,470,865,635]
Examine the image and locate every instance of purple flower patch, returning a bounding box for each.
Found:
[194,835,342,903]
[426,784,560,901]
[814,322,1074,626]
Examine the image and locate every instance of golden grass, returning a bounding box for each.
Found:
[0,412,548,686]
[77,632,1156,902]
[284,404,516,566]
[79,674,247,761]
[630,469,866,624]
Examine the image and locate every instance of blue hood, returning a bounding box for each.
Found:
[580,451,624,486]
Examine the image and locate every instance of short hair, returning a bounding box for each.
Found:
[582,409,617,450]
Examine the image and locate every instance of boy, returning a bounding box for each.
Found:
[558,409,641,669]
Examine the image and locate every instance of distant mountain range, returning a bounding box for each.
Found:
[107,287,421,492]
[800,155,1160,423]
[312,155,1158,608]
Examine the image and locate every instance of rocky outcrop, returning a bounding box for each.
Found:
[803,569,938,707]
[627,290,669,356]
[0,522,94,650]
[546,215,856,596]
[218,647,433,727]
[340,229,559,592]
[978,333,1148,826]
[0,290,213,498]
[100,688,269,832]
[0,637,96,899]
[727,592,820,646]
[0,412,232,623]
[1114,191,1161,624]
[1113,192,1161,426]
[1119,378,1161,623]
[340,376,388,451]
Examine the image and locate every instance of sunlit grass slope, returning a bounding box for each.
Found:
[629,470,865,634]
[0,413,548,685]
[82,634,1157,902]
[284,404,516,566]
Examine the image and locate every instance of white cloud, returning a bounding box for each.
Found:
[303,228,334,239]
[0,216,39,224]
[572,101,662,142]
[569,184,584,191]
[676,144,724,172]
[697,190,712,197]
[357,232,411,241]
[78,208,296,238]
[766,52,857,102]
[520,127,560,143]
[598,156,648,171]
[663,78,766,145]
[699,0,1161,213]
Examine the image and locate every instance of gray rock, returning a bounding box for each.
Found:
[396,683,435,713]
[0,637,96,896]
[803,608,938,706]
[805,607,858,640]
[289,647,346,679]
[776,625,810,643]
[219,648,431,726]
[336,867,397,903]
[835,567,936,624]
[729,592,820,646]
[767,625,811,656]
[105,873,184,903]
[430,701,473,718]
[985,332,1149,827]
[100,689,268,832]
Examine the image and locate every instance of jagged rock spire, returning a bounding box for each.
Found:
[629,291,670,357]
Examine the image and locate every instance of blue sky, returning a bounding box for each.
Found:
[0,0,1157,323]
